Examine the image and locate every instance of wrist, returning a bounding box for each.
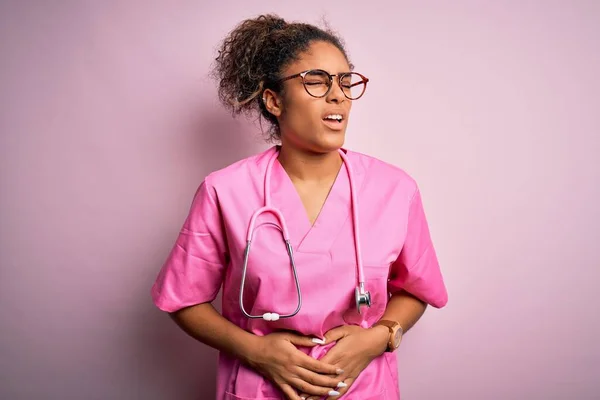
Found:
[367,325,389,358]
[238,333,262,367]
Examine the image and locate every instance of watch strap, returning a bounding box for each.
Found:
[374,319,400,330]
[373,320,403,352]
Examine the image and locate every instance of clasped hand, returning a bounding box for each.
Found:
[248,326,387,400]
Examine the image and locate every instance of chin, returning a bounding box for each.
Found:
[312,134,346,154]
[325,129,346,146]
[283,128,346,154]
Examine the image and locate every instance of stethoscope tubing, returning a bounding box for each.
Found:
[239,148,368,321]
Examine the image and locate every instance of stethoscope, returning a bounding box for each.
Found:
[239,147,371,321]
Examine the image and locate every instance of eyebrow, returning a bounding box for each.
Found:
[308,69,354,75]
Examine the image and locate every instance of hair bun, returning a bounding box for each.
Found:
[261,15,286,32]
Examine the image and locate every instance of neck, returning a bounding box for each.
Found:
[277,144,343,182]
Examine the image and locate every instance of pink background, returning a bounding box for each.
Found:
[1,1,599,399]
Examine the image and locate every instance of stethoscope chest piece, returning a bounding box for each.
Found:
[355,284,371,314]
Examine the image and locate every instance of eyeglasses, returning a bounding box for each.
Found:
[276,69,369,100]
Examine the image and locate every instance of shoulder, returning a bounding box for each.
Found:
[347,148,419,195]
[201,146,274,193]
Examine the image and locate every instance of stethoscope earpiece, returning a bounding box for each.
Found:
[262,312,280,321]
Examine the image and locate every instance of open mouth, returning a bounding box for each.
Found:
[323,114,344,124]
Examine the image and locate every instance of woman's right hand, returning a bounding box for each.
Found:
[245,332,345,400]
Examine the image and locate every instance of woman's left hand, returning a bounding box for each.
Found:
[299,325,388,400]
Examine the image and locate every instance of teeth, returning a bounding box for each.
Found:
[325,114,343,121]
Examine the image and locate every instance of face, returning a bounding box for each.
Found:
[264,41,353,154]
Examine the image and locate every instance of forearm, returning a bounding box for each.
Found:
[381,289,427,333]
[368,290,428,355]
[169,302,259,364]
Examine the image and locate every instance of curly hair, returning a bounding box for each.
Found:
[211,14,351,142]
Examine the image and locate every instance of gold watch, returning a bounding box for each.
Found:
[373,320,403,352]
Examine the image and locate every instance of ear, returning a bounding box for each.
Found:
[262,89,283,117]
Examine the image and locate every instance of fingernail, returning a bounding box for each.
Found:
[335,368,344,374]
[328,390,341,396]
[311,338,325,345]
[300,397,306,400]
[337,382,347,388]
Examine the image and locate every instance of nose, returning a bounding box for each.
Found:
[326,76,345,103]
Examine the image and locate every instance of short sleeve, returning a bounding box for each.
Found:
[388,187,448,308]
[151,180,227,312]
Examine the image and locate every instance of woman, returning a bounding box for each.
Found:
[152,14,448,400]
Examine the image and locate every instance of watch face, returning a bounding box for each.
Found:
[393,330,402,347]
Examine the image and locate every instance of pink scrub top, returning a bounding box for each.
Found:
[152,146,448,399]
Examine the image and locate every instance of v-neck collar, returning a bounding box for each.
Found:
[265,146,366,254]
